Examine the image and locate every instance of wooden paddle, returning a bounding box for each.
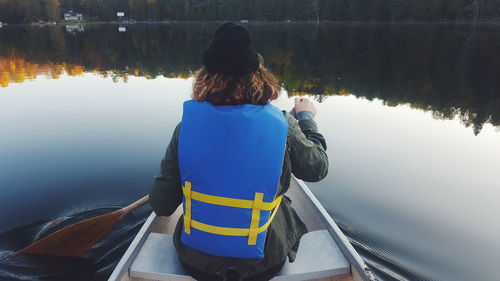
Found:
[19,195,149,257]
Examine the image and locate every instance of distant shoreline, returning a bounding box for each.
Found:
[13,19,500,26]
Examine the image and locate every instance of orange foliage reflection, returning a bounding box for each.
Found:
[0,58,85,88]
[0,57,192,88]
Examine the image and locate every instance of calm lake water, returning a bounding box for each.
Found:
[1,23,499,281]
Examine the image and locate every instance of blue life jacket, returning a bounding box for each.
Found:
[178,100,288,259]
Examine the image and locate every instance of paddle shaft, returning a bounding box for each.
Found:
[119,195,150,219]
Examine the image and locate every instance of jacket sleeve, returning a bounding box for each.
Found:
[149,123,183,216]
[285,112,329,182]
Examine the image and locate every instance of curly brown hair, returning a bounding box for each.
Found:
[192,57,281,106]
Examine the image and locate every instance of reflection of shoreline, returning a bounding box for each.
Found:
[0,58,85,88]
[0,57,192,88]
[1,23,499,135]
[2,55,497,135]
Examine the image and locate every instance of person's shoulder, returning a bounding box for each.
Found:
[171,122,182,143]
[282,111,298,137]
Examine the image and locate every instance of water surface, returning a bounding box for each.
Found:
[1,23,499,281]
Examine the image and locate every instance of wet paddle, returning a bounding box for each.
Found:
[20,195,149,257]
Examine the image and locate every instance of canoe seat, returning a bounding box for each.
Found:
[129,230,350,281]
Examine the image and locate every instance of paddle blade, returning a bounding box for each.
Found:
[20,210,123,257]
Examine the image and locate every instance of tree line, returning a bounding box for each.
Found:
[1,0,500,23]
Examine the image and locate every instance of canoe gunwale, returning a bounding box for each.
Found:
[108,212,157,281]
[292,177,377,281]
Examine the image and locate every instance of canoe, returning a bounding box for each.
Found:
[108,177,377,281]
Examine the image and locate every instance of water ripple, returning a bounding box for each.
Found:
[0,205,151,281]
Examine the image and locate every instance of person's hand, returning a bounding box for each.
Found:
[294,97,317,116]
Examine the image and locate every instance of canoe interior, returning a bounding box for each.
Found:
[116,178,366,281]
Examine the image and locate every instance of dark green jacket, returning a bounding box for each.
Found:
[150,111,328,278]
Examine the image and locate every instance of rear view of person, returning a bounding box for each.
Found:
[150,22,328,281]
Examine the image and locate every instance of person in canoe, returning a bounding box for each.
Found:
[150,22,329,281]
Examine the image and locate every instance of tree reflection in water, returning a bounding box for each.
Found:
[0,23,499,135]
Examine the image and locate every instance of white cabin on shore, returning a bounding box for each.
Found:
[64,11,83,21]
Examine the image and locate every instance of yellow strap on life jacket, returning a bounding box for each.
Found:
[182,181,282,245]
[186,188,280,210]
[248,192,264,245]
[183,181,192,234]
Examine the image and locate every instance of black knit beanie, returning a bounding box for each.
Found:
[202,22,259,75]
